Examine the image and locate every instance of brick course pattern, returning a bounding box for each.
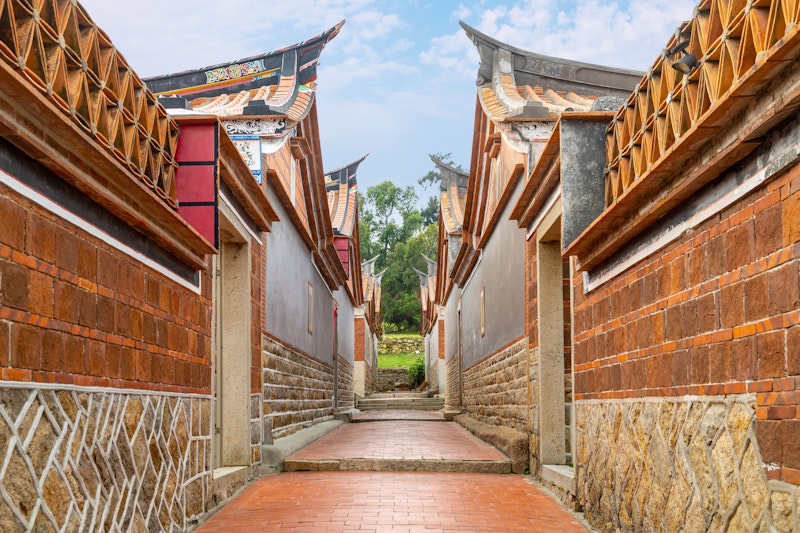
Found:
[576,396,798,532]
[0,186,213,393]
[375,368,412,392]
[261,336,334,439]
[427,360,440,392]
[0,386,211,531]
[336,356,354,410]
[463,338,528,431]
[445,355,461,409]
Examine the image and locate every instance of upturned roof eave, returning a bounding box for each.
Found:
[143,20,345,96]
[460,20,643,98]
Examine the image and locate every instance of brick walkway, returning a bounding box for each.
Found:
[288,421,506,461]
[352,409,445,421]
[196,471,589,532]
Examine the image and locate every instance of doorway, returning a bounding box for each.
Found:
[213,207,252,468]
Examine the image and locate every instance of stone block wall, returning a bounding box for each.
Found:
[261,336,333,439]
[336,356,354,410]
[0,385,211,531]
[375,368,411,392]
[463,337,528,431]
[427,360,440,392]
[445,354,461,409]
[378,335,423,354]
[576,396,797,532]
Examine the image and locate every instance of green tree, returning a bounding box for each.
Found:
[420,196,439,226]
[380,223,438,331]
[358,181,421,270]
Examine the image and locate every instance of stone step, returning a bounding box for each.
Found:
[283,458,511,474]
[356,398,445,411]
[368,392,434,399]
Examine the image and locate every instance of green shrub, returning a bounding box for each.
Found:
[408,356,425,388]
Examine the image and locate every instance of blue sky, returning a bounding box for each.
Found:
[79,0,696,202]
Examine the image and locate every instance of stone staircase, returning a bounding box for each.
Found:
[356,392,445,411]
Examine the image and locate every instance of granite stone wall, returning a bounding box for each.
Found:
[445,355,461,409]
[336,356,354,410]
[576,396,798,532]
[463,337,528,431]
[0,385,211,532]
[261,336,334,439]
[375,368,411,392]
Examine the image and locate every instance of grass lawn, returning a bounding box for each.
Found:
[377,352,421,369]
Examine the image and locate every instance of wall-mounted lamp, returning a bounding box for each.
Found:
[667,39,690,55]
[672,53,699,74]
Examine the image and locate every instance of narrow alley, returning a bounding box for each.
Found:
[196,408,590,532]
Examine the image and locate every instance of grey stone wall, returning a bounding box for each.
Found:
[336,356,354,410]
[445,355,461,409]
[427,361,440,393]
[0,385,211,531]
[463,337,528,431]
[378,336,423,354]
[576,396,798,532]
[262,337,334,439]
[375,368,412,392]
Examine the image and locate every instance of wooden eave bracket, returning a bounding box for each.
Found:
[511,122,562,223]
[565,35,800,270]
[483,132,502,158]
[215,123,279,232]
[0,63,214,270]
[290,136,312,160]
[477,164,525,249]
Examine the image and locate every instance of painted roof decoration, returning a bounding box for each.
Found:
[147,21,344,123]
[326,154,368,237]
[430,154,468,235]
[460,22,642,122]
[414,255,438,313]
[0,0,180,209]
[361,255,380,302]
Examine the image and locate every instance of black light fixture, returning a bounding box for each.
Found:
[672,53,699,74]
[668,39,690,56]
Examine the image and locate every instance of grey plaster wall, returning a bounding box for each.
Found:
[425,322,439,371]
[334,289,355,364]
[264,183,335,364]
[444,289,460,362]
[461,183,525,369]
[560,119,608,250]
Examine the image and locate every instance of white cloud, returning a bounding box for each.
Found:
[350,11,404,40]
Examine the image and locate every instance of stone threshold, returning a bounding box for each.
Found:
[454,414,529,474]
[283,458,512,474]
[211,466,250,497]
[541,464,575,493]
[261,420,345,474]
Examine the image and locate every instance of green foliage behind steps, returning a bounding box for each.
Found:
[377,352,420,369]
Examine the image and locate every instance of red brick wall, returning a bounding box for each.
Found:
[573,161,800,483]
[354,316,365,362]
[437,319,445,359]
[0,184,213,393]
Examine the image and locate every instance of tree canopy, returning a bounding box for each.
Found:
[358,180,437,332]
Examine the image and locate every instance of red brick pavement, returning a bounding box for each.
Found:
[196,471,590,532]
[352,410,445,421]
[288,421,507,461]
